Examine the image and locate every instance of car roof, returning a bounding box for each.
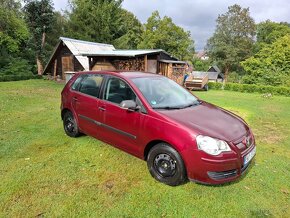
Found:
[76,70,163,79]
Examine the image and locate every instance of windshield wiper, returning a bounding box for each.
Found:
[153,106,183,110]
[181,100,202,109]
[153,101,202,110]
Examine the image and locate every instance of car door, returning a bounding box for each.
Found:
[97,76,143,155]
[71,74,104,137]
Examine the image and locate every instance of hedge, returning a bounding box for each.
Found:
[208,82,290,97]
[0,74,42,82]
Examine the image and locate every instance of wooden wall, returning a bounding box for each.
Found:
[46,43,84,79]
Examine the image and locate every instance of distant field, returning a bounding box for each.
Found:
[0,80,289,217]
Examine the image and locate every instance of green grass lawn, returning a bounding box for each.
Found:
[0,80,289,217]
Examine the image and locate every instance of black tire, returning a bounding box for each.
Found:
[63,111,81,137]
[147,143,187,186]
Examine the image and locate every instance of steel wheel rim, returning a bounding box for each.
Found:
[154,153,176,177]
[65,116,75,133]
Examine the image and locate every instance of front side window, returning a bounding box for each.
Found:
[132,76,199,109]
[104,77,136,104]
[79,74,103,97]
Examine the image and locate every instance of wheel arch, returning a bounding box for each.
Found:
[143,139,180,160]
[61,108,71,120]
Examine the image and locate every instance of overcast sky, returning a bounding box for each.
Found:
[53,0,290,50]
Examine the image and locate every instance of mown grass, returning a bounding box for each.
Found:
[0,80,289,217]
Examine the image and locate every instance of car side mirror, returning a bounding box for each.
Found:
[120,100,140,112]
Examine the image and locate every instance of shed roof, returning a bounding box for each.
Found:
[60,37,115,55]
[84,49,171,58]
[208,65,221,73]
[60,37,115,71]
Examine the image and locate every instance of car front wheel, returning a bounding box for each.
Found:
[147,143,187,186]
[63,111,80,137]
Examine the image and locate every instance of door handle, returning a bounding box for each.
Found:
[72,97,78,101]
[98,107,106,111]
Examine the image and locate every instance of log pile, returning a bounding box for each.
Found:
[113,58,145,71]
[171,64,186,84]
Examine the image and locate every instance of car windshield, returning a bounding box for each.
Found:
[132,76,199,109]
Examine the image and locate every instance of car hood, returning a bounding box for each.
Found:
[158,102,249,142]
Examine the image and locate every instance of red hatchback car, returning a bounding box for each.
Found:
[61,71,256,186]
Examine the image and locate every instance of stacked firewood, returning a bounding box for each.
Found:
[171,64,186,85]
[113,58,145,71]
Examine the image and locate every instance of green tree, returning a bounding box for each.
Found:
[255,20,290,52]
[113,9,143,49]
[43,12,69,64]
[241,35,290,86]
[138,11,194,60]
[67,0,123,44]
[0,0,22,12]
[0,0,30,69]
[192,58,210,71]
[23,0,55,74]
[206,4,256,81]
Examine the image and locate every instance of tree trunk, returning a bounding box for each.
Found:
[222,66,229,89]
[41,31,46,49]
[36,56,43,75]
[36,32,46,75]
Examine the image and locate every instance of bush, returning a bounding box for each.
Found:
[0,74,42,82]
[208,82,223,90]
[208,82,290,97]
[0,58,43,82]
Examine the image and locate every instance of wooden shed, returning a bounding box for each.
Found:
[85,50,187,84]
[43,37,187,84]
[43,37,115,79]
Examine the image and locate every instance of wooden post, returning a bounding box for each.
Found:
[53,59,57,80]
[144,55,148,72]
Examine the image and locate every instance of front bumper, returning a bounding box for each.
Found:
[183,144,256,185]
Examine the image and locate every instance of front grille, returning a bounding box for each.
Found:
[207,169,238,180]
[233,131,254,151]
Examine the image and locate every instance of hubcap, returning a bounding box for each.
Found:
[154,153,176,177]
[65,116,75,133]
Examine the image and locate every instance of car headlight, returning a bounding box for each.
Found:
[196,135,231,156]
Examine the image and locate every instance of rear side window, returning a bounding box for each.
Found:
[71,76,82,91]
[79,74,103,98]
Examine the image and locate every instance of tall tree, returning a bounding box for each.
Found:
[23,0,54,75]
[241,35,290,86]
[0,0,22,12]
[206,4,256,81]
[254,20,290,52]
[43,11,69,64]
[113,9,143,49]
[67,0,123,44]
[0,0,29,68]
[138,11,194,60]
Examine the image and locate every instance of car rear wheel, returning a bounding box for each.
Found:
[147,143,187,186]
[63,111,80,137]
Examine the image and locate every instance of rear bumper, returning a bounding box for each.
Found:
[183,145,256,185]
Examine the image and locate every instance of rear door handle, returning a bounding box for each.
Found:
[73,97,78,101]
[98,107,106,111]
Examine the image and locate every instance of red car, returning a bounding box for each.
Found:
[61,71,256,186]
